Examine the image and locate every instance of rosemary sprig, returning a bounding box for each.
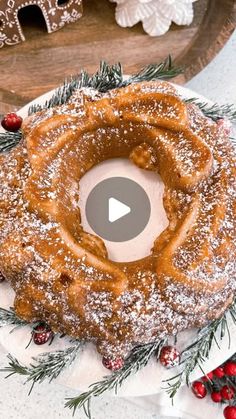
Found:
[1,342,82,393]
[164,300,236,398]
[65,339,166,417]
[185,98,236,122]
[0,307,29,328]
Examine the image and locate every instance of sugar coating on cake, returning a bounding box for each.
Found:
[0,81,235,358]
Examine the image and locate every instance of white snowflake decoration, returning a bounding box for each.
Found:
[110,0,198,36]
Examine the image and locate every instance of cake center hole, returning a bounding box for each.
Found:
[79,158,168,263]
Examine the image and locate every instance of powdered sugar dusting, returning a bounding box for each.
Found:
[0,81,235,359]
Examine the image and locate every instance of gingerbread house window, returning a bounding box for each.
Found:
[18,5,47,36]
[58,0,70,5]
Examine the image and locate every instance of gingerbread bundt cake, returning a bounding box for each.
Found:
[0,81,235,358]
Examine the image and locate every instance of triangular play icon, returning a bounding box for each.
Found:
[108,197,131,223]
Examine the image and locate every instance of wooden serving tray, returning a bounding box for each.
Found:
[0,0,235,115]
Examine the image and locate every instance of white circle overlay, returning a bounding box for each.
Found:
[0,82,235,397]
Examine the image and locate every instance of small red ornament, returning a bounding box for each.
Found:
[32,323,53,345]
[191,381,207,399]
[159,345,180,369]
[201,371,214,382]
[211,392,222,403]
[224,361,236,376]
[0,272,5,283]
[221,385,235,400]
[102,357,124,371]
[1,113,22,132]
[213,366,225,378]
[224,406,236,419]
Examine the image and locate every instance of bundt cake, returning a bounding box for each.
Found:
[0,81,235,358]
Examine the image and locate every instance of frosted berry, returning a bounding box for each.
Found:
[211,392,222,403]
[202,371,214,382]
[213,366,225,378]
[0,272,5,283]
[224,361,236,376]
[191,381,207,399]
[224,406,236,419]
[102,357,124,371]
[1,113,22,132]
[159,345,180,369]
[32,323,53,345]
[221,385,235,400]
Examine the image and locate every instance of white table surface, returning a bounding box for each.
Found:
[0,29,236,419]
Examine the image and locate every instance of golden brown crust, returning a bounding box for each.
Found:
[0,81,235,358]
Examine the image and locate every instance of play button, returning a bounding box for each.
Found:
[108,198,131,223]
[85,177,151,242]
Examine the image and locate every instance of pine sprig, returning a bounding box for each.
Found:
[0,131,22,152]
[28,58,182,115]
[0,307,29,328]
[163,300,236,398]
[185,98,236,122]
[80,61,123,92]
[1,342,82,393]
[123,55,182,85]
[65,339,166,417]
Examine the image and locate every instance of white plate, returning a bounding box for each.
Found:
[0,82,235,397]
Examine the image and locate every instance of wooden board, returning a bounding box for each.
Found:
[0,0,235,115]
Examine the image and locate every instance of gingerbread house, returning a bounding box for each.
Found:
[0,0,83,48]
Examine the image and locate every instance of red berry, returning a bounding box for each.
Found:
[1,113,22,132]
[0,272,5,283]
[224,406,236,419]
[211,392,222,403]
[191,381,207,399]
[159,345,180,369]
[202,371,214,382]
[221,385,235,400]
[102,357,124,371]
[32,323,53,345]
[213,366,225,378]
[224,362,236,376]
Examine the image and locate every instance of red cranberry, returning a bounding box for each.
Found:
[1,113,23,132]
[224,406,236,419]
[102,357,124,371]
[159,345,180,369]
[213,366,225,378]
[191,381,207,399]
[32,323,53,345]
[201,371,214,382]
[211,392,222,403]
[224,361,236,376]
[221,385,235,400]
